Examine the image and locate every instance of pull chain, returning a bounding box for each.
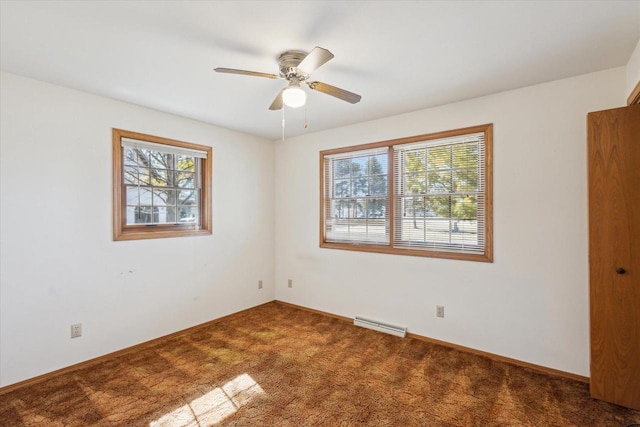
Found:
[304,105,308,129]
[282,106,285,141]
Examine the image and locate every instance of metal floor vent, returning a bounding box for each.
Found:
[354,316,407,338]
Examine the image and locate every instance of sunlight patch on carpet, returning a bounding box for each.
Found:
[149,373,264,426]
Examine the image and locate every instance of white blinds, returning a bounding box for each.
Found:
[121,138,208,159]
[323,147,390,245]
[392,132,485,254]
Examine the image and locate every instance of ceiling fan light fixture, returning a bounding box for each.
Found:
[216,46,361,111]
[282,84,307,108]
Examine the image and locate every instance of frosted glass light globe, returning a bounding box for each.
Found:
[282,86,307,108]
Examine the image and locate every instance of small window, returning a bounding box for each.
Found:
[113,129,212,241]
[321,124,492,262]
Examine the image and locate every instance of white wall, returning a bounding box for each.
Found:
[626,38,640,100]
[274,67,626,377]
[0,72,276,387]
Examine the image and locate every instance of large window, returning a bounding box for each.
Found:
[113,129,212,241]
[321,124,492,262]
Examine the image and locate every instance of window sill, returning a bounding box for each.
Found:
[114,227,212,241]
[320,241,492,262]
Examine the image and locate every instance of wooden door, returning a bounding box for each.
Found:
[588,104,640,410]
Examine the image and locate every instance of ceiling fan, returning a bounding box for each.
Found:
[214,47,361,110]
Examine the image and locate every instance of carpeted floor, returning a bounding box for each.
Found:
[1,301,638,426]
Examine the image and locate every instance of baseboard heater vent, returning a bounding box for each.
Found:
[354,316,407,338]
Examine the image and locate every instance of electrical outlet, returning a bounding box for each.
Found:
[288,279,293,288]
[436,306,445,318]
[71,323,82,338]
[258,280,263,289]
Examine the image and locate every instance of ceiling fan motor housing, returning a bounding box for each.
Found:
[278,50,309,81]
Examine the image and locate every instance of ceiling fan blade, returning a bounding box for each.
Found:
[296,47,334,75]
[214,68,280,79]
[269,88,285,110]
[307,81,361,104]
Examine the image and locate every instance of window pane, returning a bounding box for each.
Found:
[176,155,195,172]
[176,171,195,188]
[451,195,477,220]
[150,168,171,186]
[349,199,362,218]
[327,218,350,241]
[405,150,425,170]
[124,166,138,185]
[136,149,153,166]
[427,171,452,193]
[453,169,478,193]
[350,156,368,176]
[368,175,388,196]
[423,219,453,243]
[178,206,198,223]
[368,154,388,175]
[138,168,150,185]
[127,206,158,224]
[352,177,369,196]
[124,148,138,166]
[452,144,478,168]
[396,191,480,248]
[428,146,451,169]
[403,196,417,217]
[178,189,197,206]
[451,220,479,245]
[365,198,386,218]
[126,187,152,205]
[334,179,350,198]
[328,217,388,243]
[153,189,176,207]
[399,217,425,242]
[425,195,451,218]
[123,167,150,186]
[403,172,425,195]
[149,151,173,169]
[403,196,435,218]
[126,206,137,224]
[332,199,350,219]
[334,159,351,178]
[156,206,176,224]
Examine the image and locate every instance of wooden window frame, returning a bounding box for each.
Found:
[113,128,212,241]
[320,124,493,262]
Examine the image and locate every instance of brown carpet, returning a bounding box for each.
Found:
[1,301,638,426]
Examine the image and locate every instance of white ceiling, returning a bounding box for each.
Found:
[1,1,639,141]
